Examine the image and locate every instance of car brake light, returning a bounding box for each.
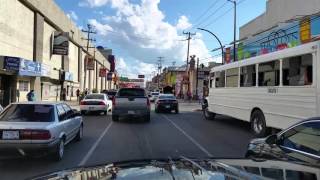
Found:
[99,101,106,105]
[80,101,86,105]
[20,130,51,140]
[112,97,116,106]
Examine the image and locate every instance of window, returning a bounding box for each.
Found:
[261,168,284,180]
[226,68,239,87]
[215,71,225,88]
[62,104,73,118]
[18,81,29,91]
[286,170,316,180]
[283,54,312,86]
[244,166,260,175]
[258,61,280,86]
[240,65,256,87]
[118,88,145,97]
[0,104,54,122]
[280,121,320,156]
[85,94,105,100]
[56,105,66,121]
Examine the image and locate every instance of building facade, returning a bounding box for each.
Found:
[0,0,112,106]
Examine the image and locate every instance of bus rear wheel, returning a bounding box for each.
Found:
[250,110,268,137]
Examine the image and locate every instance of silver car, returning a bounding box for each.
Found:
[0,102,83,161]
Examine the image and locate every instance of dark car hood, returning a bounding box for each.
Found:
[29,158,320,180]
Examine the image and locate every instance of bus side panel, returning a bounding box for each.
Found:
[208,87,317,130]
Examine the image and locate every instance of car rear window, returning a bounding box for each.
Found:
[85,94,105,100]
[107,91,117,96]
[152,92,159,95]
[118,88,145,97]
[159,95,176,99]
[0,104,54,122]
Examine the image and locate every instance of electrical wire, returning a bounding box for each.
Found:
[189,0,221,29]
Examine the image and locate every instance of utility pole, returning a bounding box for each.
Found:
[196,58,199,99]
[156,57,164,90]
[228,0,237,62]
[82,24,96,92]
[183,31,196,98]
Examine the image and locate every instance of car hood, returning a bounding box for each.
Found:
[29,158,319,180]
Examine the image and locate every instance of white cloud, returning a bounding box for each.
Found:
[66,11,78,21]
[117,57,156,78]
[176,15,192,30]
[79,0,109,7]
[89,0,211,65]
[88,19,113,36]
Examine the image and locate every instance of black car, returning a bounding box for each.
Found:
[101,90,117,100]
[246,117,320,168]
[155,94,179,113]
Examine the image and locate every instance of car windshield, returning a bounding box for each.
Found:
[85,94,105,100]
[0,104,54,122]
[118,88,145,97]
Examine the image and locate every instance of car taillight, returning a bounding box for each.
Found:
[112,97,116,106]
[99,101,106,105]
[20,130,51,140]
[80,101,86,105]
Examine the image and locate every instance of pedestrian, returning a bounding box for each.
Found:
[198,92,203,105]
[76,89,80,101]
[84,88,88,96]
[187,91,192,102]
[26,90,35,101]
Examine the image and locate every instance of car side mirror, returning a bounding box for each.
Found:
[265,134,278,145]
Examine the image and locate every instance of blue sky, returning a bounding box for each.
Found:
[54,0,266,78]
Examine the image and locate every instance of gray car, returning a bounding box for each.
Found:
[0,102,83,161]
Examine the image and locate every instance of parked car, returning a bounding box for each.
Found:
[0,102,83,161]
[112,88,150,122]
[149,92,160,102]
[155,94,179,113]
[246,117,320,167]
[80,93,112,115]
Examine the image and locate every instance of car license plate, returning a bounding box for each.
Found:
[2,131,19,140]
[89,107,94,110]
[128,110,135,115]
[165,105,170,108]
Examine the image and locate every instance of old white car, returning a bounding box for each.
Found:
[80,93,112,115]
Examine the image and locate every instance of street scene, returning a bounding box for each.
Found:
[0,0,320,179]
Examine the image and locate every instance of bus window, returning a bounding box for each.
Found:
[283,54,312,86]
[244,166,260,175]
[261,168,284,180]
[258,60,280,86]
[286,170,317,180]
[240,65,256,87]
[215,71,225,88]
[226,68,239,87]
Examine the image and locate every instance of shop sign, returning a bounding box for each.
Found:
[64,72,73,81]
[85,55,95,70]
[41,64,51,77]
[107,72,113,81]
[99,68,107,77]
[52,32,69,55]
[198,71,205,80]
[19,59,41,76]
[4,56,20,71]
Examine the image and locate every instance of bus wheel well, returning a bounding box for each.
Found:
[250,108,263,121]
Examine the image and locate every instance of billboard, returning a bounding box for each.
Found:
[138,75,145,78]
[99,68,107,77]
[4,56,20,71]
[52,32,69,55]
[19,59,42,77]
[85,55,95,70]
[108,55,115,72]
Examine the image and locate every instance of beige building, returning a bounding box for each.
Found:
[0,0,112,106]
[240,0,320,39]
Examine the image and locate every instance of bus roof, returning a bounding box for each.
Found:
[212,41,319,73]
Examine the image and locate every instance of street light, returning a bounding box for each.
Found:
[197,28,225,63]
[227,0,237,62]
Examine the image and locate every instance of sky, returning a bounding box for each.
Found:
[55,0,266,79]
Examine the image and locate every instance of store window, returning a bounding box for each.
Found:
[283,54,312,86]
[18,81,29,91]
[258,61,280,86]
[240,65,256,87]
[215,71,225,88]
[226,68,239,87]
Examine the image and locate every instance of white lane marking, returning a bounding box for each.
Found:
[162,115,213,157]
[79,121,113,166]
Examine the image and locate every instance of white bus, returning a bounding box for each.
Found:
[205,41,320,137]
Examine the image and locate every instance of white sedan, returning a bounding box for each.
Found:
[80,93,112,115]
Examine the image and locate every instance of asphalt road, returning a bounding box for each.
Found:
[0,103,254,180]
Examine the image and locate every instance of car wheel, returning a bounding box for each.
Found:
[112,114,119,122]
[251,110,268,137]
[81,110,86,115]
[53,139,64,161]
[75,125,83,141]
[203,108,215,120]
[104,111,107,115]
[175,108,179,114]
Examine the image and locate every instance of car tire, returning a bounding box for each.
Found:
[251,110,268,138]
[75,125,83,141]
[104,111,107,115]
[81,110,86,115]
[112,114,119,122]
[175,108,179,114]
[53,139,64,161]
[203,108,215,120]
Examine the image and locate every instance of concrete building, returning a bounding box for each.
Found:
[0,0,111,106]
[240,0,320,39]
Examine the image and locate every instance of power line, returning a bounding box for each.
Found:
[190,0,221,28]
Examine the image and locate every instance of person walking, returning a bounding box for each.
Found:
[26,90,35,101]
[76,89,80,101]
[84,88,88,96]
